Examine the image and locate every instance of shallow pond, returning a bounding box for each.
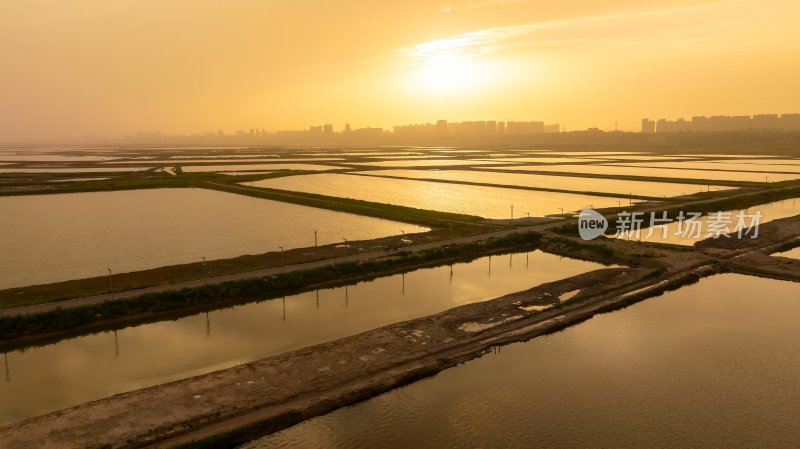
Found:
[0,251,606,425]
[249,174,627,219]
[245,274,800,449]
[361,169,732,198]
[0,188,426,289]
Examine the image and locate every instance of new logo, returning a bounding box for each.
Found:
[578,209,608,240]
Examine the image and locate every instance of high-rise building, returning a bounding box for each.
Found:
[780,113,800,130]
[641,118,655,133]
[656,119,674,133]
[323,124,334,134]
[752,114,779,130]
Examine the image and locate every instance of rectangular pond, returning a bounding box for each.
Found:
[246,274,800,449]
[0,250,607,426]
[0,167,148,173]
[487,164,800,183]
[180,163,338,172]
[613,161,800,175]
[248,173,628,219]
[350,159,509,168]
[359,169,733,198]
[0,188,427,289]
[613,198,800,246]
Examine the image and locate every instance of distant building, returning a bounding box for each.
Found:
[543,124,560,133]
[506,121,544,135]
[436,120,448,135]
[641,118,655,133]
[674,118,690,132]
[752,114,779,130]
[656,119,674,133]
[780,113,800,130]
[323,124,334,134]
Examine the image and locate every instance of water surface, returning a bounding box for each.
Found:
[0,188,426,289]
[361,169,731,197]
[774,246,800,259]
[246,274,800,449]
[488,164,799,183]
[249,174,627,218]
[614,198,800,245]
[0,251,605,425]
[180,163,337,172]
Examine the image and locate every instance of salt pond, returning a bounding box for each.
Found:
[0,251,606,426]
[246,274,800,449]
[0,188,426,289]
[249,174,627,218]
[359,169,732,198]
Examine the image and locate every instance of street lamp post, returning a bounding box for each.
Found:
[201,257,207,283]
[279,246,285,270]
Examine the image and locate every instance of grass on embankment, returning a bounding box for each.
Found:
[0,232,543,343]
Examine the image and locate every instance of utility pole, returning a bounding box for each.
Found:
[511,204,514,220]
[107,268,113,299]
[342,238,348,256]
[201,257,207,284]
[279,246,285,270]
[314,229,318,247]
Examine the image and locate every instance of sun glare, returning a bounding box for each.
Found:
[407,34,493,95]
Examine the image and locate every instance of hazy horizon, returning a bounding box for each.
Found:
[2,0,800,143]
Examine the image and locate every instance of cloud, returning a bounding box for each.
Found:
[410,0,748,57]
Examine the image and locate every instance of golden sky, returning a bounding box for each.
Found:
[1,0,799,141]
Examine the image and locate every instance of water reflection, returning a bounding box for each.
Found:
[616,198,800,246]
[0,250,605,425]
[0,188,426,289]
[247,274,800,449]
[249,174,627,218]
[774,246,800,259]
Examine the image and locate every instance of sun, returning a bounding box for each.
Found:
[406,34,491,96]
[412,53,487,94]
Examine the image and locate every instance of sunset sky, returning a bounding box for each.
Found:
[1,0,799,142]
